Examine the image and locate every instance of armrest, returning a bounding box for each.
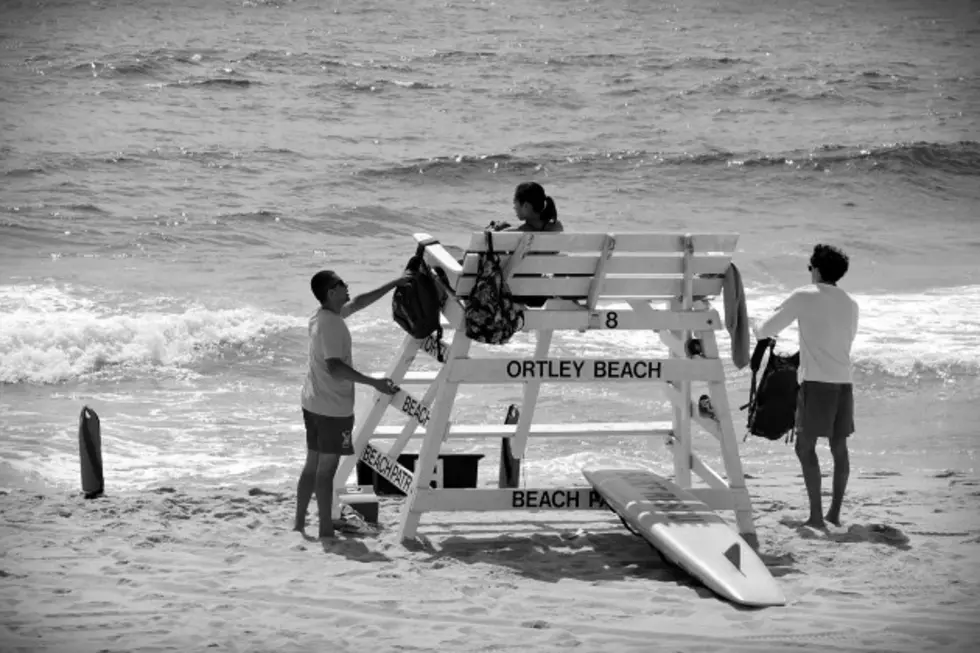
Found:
[414,232,463,291]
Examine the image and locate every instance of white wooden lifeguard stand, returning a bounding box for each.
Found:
[334,230,758,545]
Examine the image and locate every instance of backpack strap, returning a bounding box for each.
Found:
[740,338,774,412]
[740,338,772,441]
[483,230,505,282]
[413,238,441,258]
[750,337,773,372]
[410,238,441,273]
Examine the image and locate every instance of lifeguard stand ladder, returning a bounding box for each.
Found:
[333,230,757,546]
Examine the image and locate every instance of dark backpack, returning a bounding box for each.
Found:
[464,230,525,345]
[740,338,800,441]
[392,243,445,361]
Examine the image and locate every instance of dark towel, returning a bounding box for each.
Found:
[723,263,751,370]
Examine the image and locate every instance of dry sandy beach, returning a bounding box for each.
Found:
[2,467,978,653]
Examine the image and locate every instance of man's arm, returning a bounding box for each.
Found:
[755,292,801,339]
[341,273,412,318]
[326,358,396,394]
[849,301,860,345]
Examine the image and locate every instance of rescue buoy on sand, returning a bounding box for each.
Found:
[78,405,104,499]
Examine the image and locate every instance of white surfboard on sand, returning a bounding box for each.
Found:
[583,468,785,607]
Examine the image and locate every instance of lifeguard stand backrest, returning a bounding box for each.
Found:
[421,232,737,303]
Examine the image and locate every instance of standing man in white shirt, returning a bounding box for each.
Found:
[755,245,860,529]
[294,269,410,540]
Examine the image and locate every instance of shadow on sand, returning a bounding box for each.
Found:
[399,525,796,609]
[780,516,912,550]
[296,514,391,562]
[423,529,709,587]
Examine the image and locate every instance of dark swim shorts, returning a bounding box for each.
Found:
[302,409,355,455]
[794,381,854,444]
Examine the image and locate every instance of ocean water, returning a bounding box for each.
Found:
[1,0,978,497]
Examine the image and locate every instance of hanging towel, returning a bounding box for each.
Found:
[723,263,751,369]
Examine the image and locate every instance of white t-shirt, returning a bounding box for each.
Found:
[301,308,354,416]
[756,283,859,383]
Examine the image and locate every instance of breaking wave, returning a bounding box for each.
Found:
[0,285,303,384]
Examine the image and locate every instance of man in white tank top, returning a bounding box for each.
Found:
[756,244,860,529]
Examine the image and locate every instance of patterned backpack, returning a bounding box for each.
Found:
[464,231,525,345]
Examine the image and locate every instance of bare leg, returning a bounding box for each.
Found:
[795,436,825,529]
[314,452,341,539]
[294,450,318,532]
[825,437,850,527]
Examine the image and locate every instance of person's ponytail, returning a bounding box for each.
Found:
[541,196,558,223]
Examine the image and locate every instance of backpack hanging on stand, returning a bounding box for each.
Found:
[463,230,524,345]
[740,338,800,442]
[392,241,446,362]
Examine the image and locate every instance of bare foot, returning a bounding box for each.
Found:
[825,513,842,527]
[803,517,827,530]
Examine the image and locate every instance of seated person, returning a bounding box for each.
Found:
[436,183,566,309]
[489,182,564,307]
[489,181,564,233]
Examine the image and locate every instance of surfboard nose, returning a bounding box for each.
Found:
[583,468,786,607]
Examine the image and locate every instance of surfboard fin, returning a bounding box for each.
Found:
[724,542,743,573]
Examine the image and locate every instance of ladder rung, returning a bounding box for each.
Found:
[373,422,673,439]
[376,371,435,383]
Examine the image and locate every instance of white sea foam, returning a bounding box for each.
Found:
[0,284,305,384]
[746,284,980,378]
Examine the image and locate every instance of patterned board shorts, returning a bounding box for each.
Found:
[302,409,354,455]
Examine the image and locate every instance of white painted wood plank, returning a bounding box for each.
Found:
[459,254,732,276]
[520,307,722,332]
[454,276,723,299]
[462,232,739,254]
[444,357,725,383]
[434,306,723,332]
[372,421,673,439]
[412,487,611,512]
